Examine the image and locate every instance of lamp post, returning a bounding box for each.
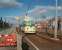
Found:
[15,16,20,27]
[51,0,59,40]
[61,19,62,31]
[15,16,22,50]
[54,0,59,40]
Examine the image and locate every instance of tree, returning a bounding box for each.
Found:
[0,17,10,29]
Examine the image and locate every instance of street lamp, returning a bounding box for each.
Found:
[15,16,20,20]
[54,0,59,40]
[15,16,22,50]
[54,0,57,40]
[15,16,20,27]
[51,0,59,40]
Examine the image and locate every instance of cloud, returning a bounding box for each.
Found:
[27,5,62,21]
[28,6,47,16]
[27,6,62,16]
[0,0,23,8]
[48,6,62,10]
[57,6,62,10]
[3,16,23,24]
[29,6,62,11]
[27,6,47,17]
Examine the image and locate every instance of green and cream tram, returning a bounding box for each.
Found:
[24,25,36,33]
[23,15,36,33]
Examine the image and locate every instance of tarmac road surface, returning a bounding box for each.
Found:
[25,34,62,50]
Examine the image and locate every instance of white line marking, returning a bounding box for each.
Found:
[25,37,40,50]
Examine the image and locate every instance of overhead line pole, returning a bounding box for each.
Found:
[54,0,59,40]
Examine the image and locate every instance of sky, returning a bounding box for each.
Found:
[0,0,62,24]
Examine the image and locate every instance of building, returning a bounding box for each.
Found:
[35,16,62,36]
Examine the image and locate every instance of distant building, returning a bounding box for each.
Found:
[35,20,48,33]
[35,16,62,35]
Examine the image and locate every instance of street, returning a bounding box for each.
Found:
[0,47,16,50]
[24,34,62,50]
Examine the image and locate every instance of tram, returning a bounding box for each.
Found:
[23,15,36,34]
[24,25,36,33]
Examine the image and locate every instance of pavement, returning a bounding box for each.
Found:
[36,33,62,44]
[0,47,16,50]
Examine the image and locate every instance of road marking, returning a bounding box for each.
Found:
[25,37,40,50]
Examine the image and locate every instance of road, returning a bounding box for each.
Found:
[25,34,62,50]
[0,47,16,50]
